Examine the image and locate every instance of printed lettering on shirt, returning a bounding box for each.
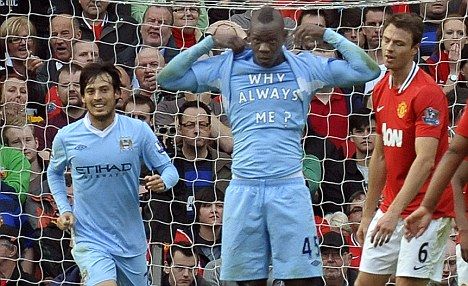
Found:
[382,123,403,147]
[241,73,301,125]
[0,0,18,6]
[75,163,133,179]
[422,107,440,126]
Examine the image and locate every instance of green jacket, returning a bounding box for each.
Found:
[0,146,31,203]
[129,0,209,30]
[303,154,321,197]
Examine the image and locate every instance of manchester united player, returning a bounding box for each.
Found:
[405,105,468,284]
[355,13,454,286]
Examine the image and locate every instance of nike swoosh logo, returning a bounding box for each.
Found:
[377,106,384,112]
[413,265,426,270]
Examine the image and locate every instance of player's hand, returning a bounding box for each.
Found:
[212,33,246,54]
[371,211,399,247]
[460,230,468,262]
[56,212,75,231]
[293,23,326,50]
[144,174,166,193]
[356,216,372,245]
[403,206,433,240]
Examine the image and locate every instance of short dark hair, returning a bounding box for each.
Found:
[349,107,374,133]
[363,6,392,23]
[382,13,423,47]
[122,94,156,114]
[166,243,196,266]
[298,9,328,27]
[79,63,121,96]
[58,63,82,82]
[177,100,212,124]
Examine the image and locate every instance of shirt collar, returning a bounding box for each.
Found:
[81,12,108,31]
[388,61,419,94]
[83,112,118,137]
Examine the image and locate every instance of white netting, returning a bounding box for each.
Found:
[0,0,464,285]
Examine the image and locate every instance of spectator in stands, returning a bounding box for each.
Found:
[0,225,38,285]
[0,16,45,117]
[77,0,138,67]
[420,0,449,57]
[41,64,85,150]
[3,125,44,192]
[122,93,156,127]
[115,65,133,110]
[339,8,366,49]
[71,39,100,67]
[144,101,231,244]
[0,16,43,78]
[343,108,376,196]
[363,6,391,64]
[155,91,233,154]
[298,9,329,28]
[439,239,458,286]
[0,76,28,126]
[163,244,205,286]
[320,231,355,286]
[192,188,224,268]
[426,15,466,91]
[134,47,166,101]
[169,1,203,53]
[37,14,82,87]
[346,191,366,270]
[139,5,178,63]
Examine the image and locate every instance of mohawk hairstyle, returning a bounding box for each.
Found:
[256,6,276,24]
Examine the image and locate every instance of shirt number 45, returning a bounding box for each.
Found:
[302,236,320,258]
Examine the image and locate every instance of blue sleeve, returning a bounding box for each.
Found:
[157,36,216,93]
[315,29,381,87]
[140,123,179,189]
[47,131,72,215]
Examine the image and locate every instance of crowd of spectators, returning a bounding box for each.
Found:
[0,0,465,285]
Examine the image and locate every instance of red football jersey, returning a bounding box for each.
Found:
[372,64,454,218]
[455,105,468,210]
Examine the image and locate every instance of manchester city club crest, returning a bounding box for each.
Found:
[119,137,133,150]
[423,107,440,126]
[397,101,408,119]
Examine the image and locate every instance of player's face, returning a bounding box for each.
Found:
[198,202,223,226]
[50,15,79,62]
[141,6,173,47]
[72,42,100,67]
[124,102,152,126]
[179,107,211,148]
[381,24,418,71]
[4,126,38,163]
[249,22,286,68]
[58,70,83,107]
[363,10,386,49]
[442,19,466,52]
[350,120,376,156]
[82,73,119,123]
[167,251,197,286]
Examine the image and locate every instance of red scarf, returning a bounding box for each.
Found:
[171,28,197,49]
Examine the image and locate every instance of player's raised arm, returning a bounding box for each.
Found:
[47,131,72,215]
[157,34,246,93]
[295,25,381,86]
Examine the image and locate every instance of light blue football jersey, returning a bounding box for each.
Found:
[48,114,177,257]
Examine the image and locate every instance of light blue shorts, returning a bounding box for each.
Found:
[220,176,323,281]
[72,243,148,286]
